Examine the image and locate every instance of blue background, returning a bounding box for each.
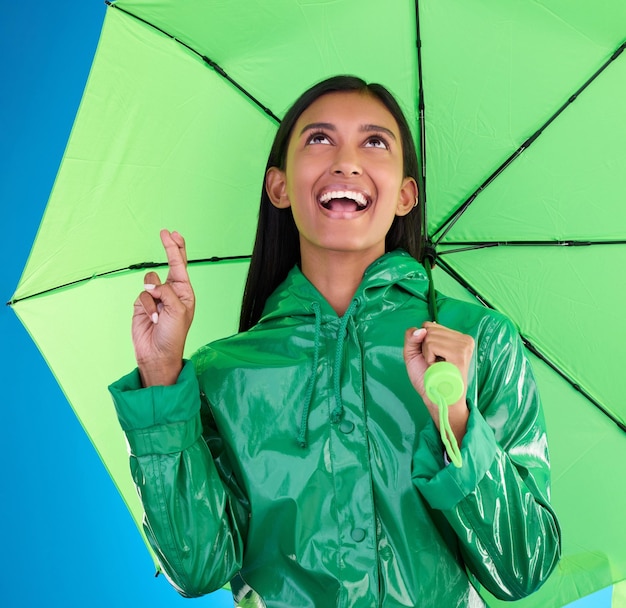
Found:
[0,2,613,607]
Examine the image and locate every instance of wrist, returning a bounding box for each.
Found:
[138,359,183,387]
[448,401,469,445]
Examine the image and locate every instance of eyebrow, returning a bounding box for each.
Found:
[299,122,397,141]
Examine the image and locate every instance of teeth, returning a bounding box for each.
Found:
[319,190,368,207]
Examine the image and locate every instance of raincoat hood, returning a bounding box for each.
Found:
[259,251,431,444]
[260,250,430,325]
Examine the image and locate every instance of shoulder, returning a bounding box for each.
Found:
[191,330,253,376]
[436,293,521,359]
[437,292,513,331]
[191,319,303,378]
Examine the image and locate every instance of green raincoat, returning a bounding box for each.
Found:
[109,250,561,607]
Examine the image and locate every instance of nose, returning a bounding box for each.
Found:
[330,145,362,176]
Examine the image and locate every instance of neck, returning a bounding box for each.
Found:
[300,244,385,316]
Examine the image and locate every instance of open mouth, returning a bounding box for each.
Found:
[318,190,371,212]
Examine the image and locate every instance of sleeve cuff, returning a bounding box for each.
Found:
[412,403,498,511]
[108,359,200,430]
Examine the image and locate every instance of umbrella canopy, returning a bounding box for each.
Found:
[9,1,626,606]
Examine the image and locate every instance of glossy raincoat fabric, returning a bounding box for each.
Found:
[109,251,561,607]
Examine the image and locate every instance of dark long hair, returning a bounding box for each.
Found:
[239,75,422,331]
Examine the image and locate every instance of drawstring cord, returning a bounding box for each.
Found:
[297,298,359,446]
[298,302,322,448]
[330,298,359,424]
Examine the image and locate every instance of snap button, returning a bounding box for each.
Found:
[351,528,366,542]
[339,420,355,434]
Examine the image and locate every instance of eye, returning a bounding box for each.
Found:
[306,131,332,145]
[364,135,389,149]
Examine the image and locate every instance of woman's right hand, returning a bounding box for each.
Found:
[132,229,195,387]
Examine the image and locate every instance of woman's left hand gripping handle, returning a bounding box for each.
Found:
[403,323,473,445]
[132,229,196,387]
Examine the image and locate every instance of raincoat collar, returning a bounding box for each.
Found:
[259,249,430,325]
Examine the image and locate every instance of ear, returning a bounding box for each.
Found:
[265,167,291,209]
[396,177,419,217]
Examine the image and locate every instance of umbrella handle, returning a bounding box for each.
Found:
[423,257,463,467]
[424,362,464,468]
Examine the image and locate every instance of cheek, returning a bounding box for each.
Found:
[372,167,405,199]
[286,161,320,201]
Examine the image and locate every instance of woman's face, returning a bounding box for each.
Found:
[266,91,417,262]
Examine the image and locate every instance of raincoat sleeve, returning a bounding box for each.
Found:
[108,359,248,597]
[412,315,561,601]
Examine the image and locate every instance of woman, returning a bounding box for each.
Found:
[109,76,561,607]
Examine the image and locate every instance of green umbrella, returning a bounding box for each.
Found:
[9,1,626,606]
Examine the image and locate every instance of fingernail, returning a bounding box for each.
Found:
[144,284,156,291]
[413,328,426,337]
[151,313,159,324]
[157,303,164,313]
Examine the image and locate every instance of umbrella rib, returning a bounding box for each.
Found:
[436,257,626,433]
[6,255,252,306]
[438,240,626,255]
[104,1,280,124]
[431,39,626,247]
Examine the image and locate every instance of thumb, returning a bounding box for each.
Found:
[404,327,426,359]
[144,282,186,317]
[403,327,427,366]
[403,327,429,394]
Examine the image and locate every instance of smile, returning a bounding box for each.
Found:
[318,190,371,212]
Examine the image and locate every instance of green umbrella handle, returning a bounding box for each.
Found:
[424,362,464,468]
[423,262,464,467]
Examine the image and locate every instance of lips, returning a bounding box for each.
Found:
[318,189,371,212]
